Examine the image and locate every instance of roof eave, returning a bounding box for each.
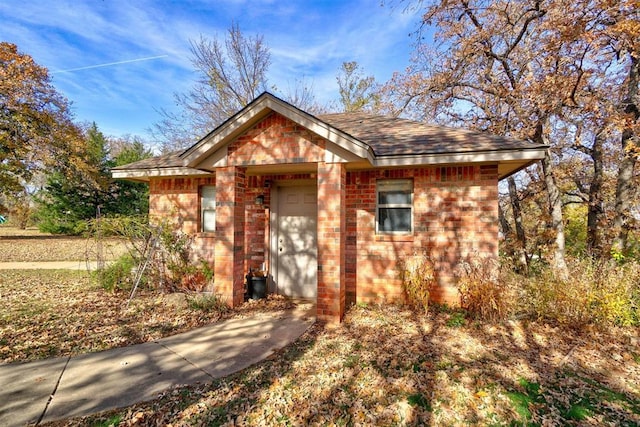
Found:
[373,148,547,179]
[112,167,211,182]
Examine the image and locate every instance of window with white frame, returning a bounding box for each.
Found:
[376,179,413,233]
[201,186,216,232]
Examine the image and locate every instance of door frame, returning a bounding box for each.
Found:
[269,179,317,297]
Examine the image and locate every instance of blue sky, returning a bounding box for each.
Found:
[0,0,420,142]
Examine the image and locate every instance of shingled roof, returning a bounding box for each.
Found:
[113,92,546,181]
[318,113,544,156]
[113,150,183,170]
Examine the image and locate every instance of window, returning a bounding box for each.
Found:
[201,186,216,232]
[376,179,413,233]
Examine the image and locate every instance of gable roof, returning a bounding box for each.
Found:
[113,92,547,181]
[318,113,543,156]
[178,92,374,168]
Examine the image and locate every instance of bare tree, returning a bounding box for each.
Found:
[273,76,326,114]
[384,1,571,277]
[336,61,380,113]
[382,0,639,266]
[151,24,270,152]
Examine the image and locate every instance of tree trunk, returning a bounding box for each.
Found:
[612,53,639,255]
[612,150,637,254]
[498,202,513,239]
[541,149,569,279]
[508,176,529,272]
[586,132,604,257]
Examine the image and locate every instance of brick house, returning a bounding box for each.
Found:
[113,92,546,322]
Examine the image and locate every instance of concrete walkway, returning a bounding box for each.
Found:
[0,305,315,426]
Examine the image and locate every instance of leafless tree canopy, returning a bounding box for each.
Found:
[151,24,270,152]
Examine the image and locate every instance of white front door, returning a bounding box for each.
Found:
[275,185,317,298]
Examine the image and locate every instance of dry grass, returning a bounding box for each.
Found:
[0,226,128,262]
[47,304,640,426]
[517,257,640,327]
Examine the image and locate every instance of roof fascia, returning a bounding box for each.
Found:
[373,148,547,168]
[181,93,376,168]
[112,167,211,182]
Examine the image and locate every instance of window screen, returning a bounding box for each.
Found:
[376,180,413,233]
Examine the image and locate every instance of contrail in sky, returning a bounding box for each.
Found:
[52,55,169,73]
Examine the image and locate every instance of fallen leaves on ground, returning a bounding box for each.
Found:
[45,304,640,426]
[0,270,291,364]
[0,228,128,262]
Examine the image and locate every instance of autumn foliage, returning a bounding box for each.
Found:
[0,43,86,202]
[381,0,639,271]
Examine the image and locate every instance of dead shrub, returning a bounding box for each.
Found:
[518,258,640,327]
[400,251,435,312]
[178,271,208,292]
[456,255,514,321]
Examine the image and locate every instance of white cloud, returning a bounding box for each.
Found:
[0,0,419,137]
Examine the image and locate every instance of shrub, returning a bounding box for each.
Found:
[516,258,640,327]
[400,251,435,312]
[179,271,208,292]
[153,228,214,293]
[91,217,215,294]
[38,217,88,236]
[97,253,138,292]
[456,255,514,321]
[87,215,151,240]
[586,260,639,326]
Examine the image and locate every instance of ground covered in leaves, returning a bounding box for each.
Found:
[0,226,294,363]
[0,226,127,262]
[0,269,294,364]
[46,304,640,426]
[3,227,639,425]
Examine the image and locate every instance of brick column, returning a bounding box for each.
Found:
[317,162,346,322]
[214,166,246,307]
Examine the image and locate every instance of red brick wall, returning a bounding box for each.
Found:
[317,162,346,322]
[345,165,498,307]
[214,166,246,306]
[228,112,326,166]
[244,175,269,274]
[149,164,498,315]
[148,176,216,264]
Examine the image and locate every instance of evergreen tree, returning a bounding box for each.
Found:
[35,125,152,234]
[108,138,151,216]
